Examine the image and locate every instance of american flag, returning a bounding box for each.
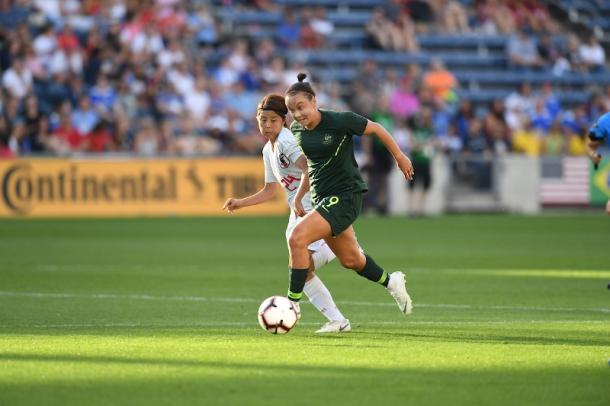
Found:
[540,157,590,205]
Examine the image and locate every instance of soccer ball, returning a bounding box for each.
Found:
[257,296,300,334]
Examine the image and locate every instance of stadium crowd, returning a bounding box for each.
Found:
[0,0,607,160]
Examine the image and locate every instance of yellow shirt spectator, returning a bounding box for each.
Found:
[567,134,587,156]
[513,128,542,156]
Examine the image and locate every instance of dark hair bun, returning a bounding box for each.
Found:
[297,72,307,82]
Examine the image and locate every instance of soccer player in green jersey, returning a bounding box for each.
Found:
[284,73,415,318]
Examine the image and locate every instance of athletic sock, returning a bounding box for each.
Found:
[304,275,345,322]
[358,254,390,287]
[287,268,308,302]
[311,244,336,270]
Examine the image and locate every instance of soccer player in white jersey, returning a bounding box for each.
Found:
[223,93,350,333]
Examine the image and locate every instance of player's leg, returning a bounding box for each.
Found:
[305,241,350,332]
[286,211,349,331]
[286,212,341,315]
[286,210,333,302]
[324,226,413,316]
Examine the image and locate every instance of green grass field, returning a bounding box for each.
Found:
[0,214,609,405]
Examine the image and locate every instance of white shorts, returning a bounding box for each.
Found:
[285,212,327,252]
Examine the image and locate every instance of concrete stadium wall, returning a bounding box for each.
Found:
[388,154,541,215]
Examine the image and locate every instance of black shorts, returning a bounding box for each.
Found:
[409,161,431,190]
[314,192,363,237]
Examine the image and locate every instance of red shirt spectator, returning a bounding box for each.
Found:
[87,122,113,152]
[57,24,80,51]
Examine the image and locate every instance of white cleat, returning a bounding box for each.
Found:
[386,272,413,316]
[315,319,351,333]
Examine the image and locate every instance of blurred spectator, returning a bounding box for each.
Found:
[405,0,435,31]
[87,120,114,153]
[157,39,186,69]
[187,3,218,48]
[463,118,493,189]
[299,8,322,49]
[349,81,377,118]
[89,74,118,117]
[542,121,565,156]
[366,8,394,51]
[433,0,470,34]
[510,0,556,34]
[184,76,210,128]
[48,101,79,153]
[2,56,32,100]
[537,34,560,67]
[407,106,435,216]
[454,99,475,146]
[20,94,49,153]
[156,80,184,121]
[540,82,561,120]
[388,76,420,121]
[311,6,334,42]
[505,82,535,131]
[507,29,543,69]
[483,99,511,154]
[72,94,99,136]
[362,95,395,215]
[317,83,349,111]
[464,118,491,155]
[601,85,610,112]
[391,11,419,52]
[579,35,605,72]
[566,131,587,156]
[473,0,516,34]
[133,117,161,156]
[562,104,589,136]
[358,59,383,93]
[170,113,221,156]
[254,38,276,67]
[366,7,418,52]
[33,23,57,70]
[512,118,542,156]
[130,23,164,56]
[529,98,553,134]
[560,34,586,73]
[0,115,15,158]
[275,9,301,49]
[423,59,457,103]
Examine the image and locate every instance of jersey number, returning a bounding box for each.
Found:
[320,196,340,212]
[281,175,300,191]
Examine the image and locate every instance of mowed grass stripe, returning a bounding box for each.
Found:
[1,290,609,314]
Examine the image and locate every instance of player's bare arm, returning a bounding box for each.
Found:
[586,137,602,165]
[292,155,310,217]
[223,182,278,213]
[363,120,414,181]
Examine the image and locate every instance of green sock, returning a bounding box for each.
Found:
[358,254,390,287]
[287,268,308,301]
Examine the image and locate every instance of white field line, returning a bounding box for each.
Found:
[0,291,609,314]
[2,320,610,329]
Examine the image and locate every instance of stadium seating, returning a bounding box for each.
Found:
[214,5,610,108]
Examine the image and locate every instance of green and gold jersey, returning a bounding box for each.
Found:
[290,109,369,204]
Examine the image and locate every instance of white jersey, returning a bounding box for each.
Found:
[262,127,313,212]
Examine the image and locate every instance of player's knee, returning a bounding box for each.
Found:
[288,228,308,250]
[339,253,364,270]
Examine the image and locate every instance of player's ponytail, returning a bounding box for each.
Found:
[286,73,316,99]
